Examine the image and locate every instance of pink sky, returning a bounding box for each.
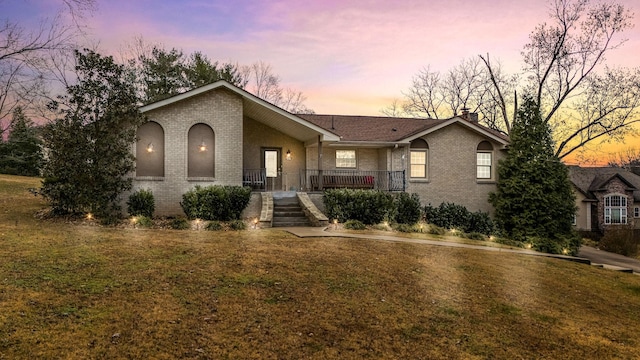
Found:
[5,0,640,163]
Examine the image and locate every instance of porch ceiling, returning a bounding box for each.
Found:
[243,99,339,144]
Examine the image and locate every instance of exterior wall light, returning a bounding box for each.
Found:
[146,143,154,153]
[286,149,292,161]
[199,140,207,152]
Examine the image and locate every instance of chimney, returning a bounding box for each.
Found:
[460,108,478,122]
[461,108,469,121]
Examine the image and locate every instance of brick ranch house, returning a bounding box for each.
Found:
[569,166,640,232]
[128,80,510,222]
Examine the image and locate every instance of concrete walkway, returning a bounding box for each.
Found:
[280,226,591,264]
[279,226,640,275]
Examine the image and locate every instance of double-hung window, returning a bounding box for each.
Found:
[336,150,356,168]
[604,194,627,224]
[476,141,493,180]
[410,139,429,179]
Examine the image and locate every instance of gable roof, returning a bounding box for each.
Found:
[568,166,640,202]
[138,80,509,147]
[298,114,510,146]
[139,80,340,143]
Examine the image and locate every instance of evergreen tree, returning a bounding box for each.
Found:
[185,52,246,89]
[140,47,189,103]
[41,49,145,217]
[0,107,43,176]
[489,95,579,254]
[139,47,247,104]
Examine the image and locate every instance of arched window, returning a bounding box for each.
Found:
[188,123,215,178]
[410,138,429,178]
[476,141,493,179]
[604,194,627,224]
[136,121,164,177]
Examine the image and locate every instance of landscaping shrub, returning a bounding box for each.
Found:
[424,202,493,235]
[180,185,251,221]
[394,192,422,225]
[464,232,488,241]
[425,202,469,230]
[229,219,246,231]
[98,214,121,226]
[599,227,639,257]
[136,215,154,228]
[323,189,394,225]
[512,233,581,255]
[205,221,223,231]
[466,211,494,235]
[344,219,366,230]
[394,223,415,233]
[494,237,524,248]
[428,225,446,236]
[529,236,563,255]
[127,189,155,217]
[170,217,190,230]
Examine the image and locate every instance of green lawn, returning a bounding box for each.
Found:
[1,174,640,359]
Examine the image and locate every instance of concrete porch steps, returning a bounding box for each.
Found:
[272,197,310,227]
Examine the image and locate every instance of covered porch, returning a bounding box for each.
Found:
[242,168,405,192]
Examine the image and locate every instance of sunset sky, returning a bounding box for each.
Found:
[5,0,640,164]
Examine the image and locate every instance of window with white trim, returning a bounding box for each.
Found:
[476,141,493,179]
[604,194,627,224]
[336,150,356,168]
[634,206,640,218]
[410,139,428,178]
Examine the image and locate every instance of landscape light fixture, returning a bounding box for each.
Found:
[286,149,292,161]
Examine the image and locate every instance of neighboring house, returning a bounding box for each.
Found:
[130,80,509,218]
[569,166,640,232]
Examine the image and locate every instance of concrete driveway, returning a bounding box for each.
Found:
[578,246,640,274]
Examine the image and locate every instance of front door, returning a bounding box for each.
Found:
[262,148,282,191]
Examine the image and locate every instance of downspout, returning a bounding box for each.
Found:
[318,135,323,190]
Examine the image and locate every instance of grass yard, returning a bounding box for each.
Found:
[2,174,640,359]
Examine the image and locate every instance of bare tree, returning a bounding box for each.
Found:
[608,147,640,174]
[401,66,446,118]
[398,57,516,132]
[242,61,313,114]
[380,98,405,117]
[396,0,637,159]
[487,0,635,158]
[0,0,95,136]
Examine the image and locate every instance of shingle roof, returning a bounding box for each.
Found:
[297,114,508,143]
[568,166,640,201]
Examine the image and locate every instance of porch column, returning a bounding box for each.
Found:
[318,135,323,190]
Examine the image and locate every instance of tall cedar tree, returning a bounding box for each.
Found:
[41,49,145,216]
[489,95,576,245]
[0,107,43,176]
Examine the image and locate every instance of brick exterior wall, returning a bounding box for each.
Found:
[593,177,637,230]
[128,90,505,218]
[405,123,506,214]
[128,89,243,216]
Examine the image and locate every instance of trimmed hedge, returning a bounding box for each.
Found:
[424,202,493,235]
[127,189,155,217]
[181,185,251,221]
[323,189,395,225]
[394,192,422,225]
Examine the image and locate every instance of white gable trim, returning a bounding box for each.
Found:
[139,80,340,142]
[401,117,509,146]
